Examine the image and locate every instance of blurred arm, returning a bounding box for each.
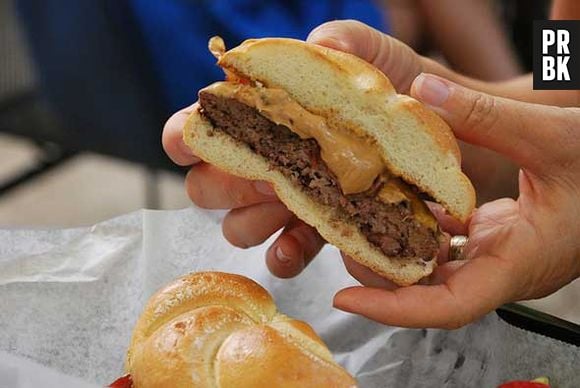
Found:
[418,0,521,81]
[421,0,580,106]
[551,0,580,19]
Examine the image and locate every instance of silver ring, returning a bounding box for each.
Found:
[449,235,469,261]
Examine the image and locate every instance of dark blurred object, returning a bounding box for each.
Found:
[500,0,551,72]
[0,0,35,103]
[0,0,78,196]
[129,0,385,113]
[14,0,174,170]
[498,303,580,346]
[0,0,179,205]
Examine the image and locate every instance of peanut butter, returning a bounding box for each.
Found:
[202,82,384,194]
[378,180,438,231]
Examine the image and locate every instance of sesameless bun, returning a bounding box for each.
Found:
[126,272,356,387]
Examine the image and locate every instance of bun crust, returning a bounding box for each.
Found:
[218,38,475,221]
[127,272,355,387]
[184,111,436,286]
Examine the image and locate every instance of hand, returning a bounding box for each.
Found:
[334,73,580,329]
[162,104,325,278]
[309,20,520,202]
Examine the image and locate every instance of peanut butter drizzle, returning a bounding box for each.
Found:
[202,82,384,194]
[378,180,438,231]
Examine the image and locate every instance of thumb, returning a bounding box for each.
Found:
[411,73,564,172]
[307,20,423,92]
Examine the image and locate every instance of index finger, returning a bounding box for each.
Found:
[341,254,399,290]
[162,103,201,166]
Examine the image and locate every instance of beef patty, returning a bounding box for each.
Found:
[199,91,439,261]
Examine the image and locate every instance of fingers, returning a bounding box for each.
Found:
[333,254,515,329]
[307,20,356,52]
[222,202,292,248]
[424,202,469,264]
[464,198,519,262]
[266,218,325,278]
[410,73,571,173]
[162,103,201,166]
[423,261,468,285]
[341,235,461,288]
[341,254,399,290]
[425,202,468,236]
[307,20,423,92]
[185,164,278,209]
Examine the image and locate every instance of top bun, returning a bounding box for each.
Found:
[217,38,475,221]
[126,272,355,387]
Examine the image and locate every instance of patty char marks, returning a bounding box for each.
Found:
[198,91,439,261]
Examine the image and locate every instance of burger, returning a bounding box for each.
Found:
[185,37,475,286]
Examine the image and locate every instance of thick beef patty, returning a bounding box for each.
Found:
[199,91,439,261]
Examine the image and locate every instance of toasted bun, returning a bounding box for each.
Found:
[184,111,436,285]
[218,38,475,221]
[127,272,355,387]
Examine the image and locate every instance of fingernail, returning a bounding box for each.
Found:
[306,27,323,42]
[306,30,349,50]
[276,246,292,263]
[254,181,276,196]
[306,25,330,42]
[319,38,349,52]
[414,73,450,107]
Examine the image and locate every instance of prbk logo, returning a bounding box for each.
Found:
[533,20,580,90]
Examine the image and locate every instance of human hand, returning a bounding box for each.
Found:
[334,73,580,329]
[309,20,519,202]
[162,103,326,278]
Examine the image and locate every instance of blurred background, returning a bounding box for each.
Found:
[1,0,578,323]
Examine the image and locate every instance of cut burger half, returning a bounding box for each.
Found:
[184,37,476,286]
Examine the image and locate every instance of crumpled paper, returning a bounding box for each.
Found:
[0,351,97,388]
[0,208,578,387]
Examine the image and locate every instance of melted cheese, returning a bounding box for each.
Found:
[202,82,383,194]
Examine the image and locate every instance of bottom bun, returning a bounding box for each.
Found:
[184,110,436,286]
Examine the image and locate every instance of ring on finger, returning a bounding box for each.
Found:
[449,235,469,261]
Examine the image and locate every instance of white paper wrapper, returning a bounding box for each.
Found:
[0,208,578,387]
[0,351,97,388]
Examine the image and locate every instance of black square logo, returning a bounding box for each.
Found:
[533,20,580,90]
